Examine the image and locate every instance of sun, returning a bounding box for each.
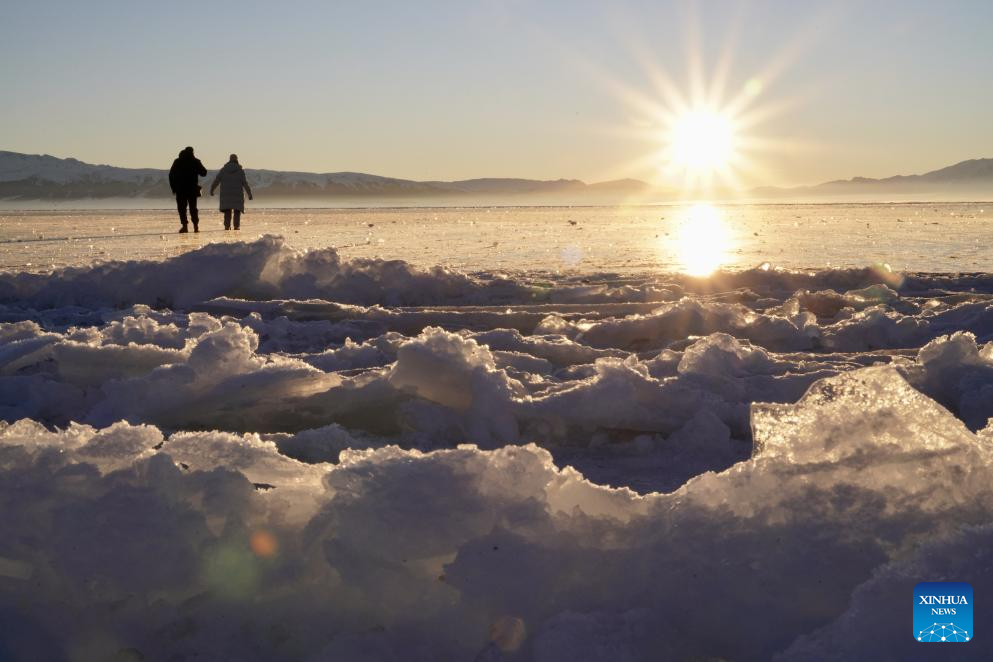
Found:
[574,14,797,197]
[669,109,736,174]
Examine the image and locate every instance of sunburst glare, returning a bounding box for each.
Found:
[668,109,736,175]
[651,88,756,193]
[567,6,816,199]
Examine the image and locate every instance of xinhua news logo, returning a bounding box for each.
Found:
[914,582,972,643]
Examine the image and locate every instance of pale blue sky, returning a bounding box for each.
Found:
[2,0,991,186]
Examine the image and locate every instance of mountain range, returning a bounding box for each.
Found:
[752,158,993,199]
[0,151,650,203]
[1,150,992,204]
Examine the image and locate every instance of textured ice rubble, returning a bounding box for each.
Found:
[1,368,992,660]
[0,317,854,482]
[2,238,993,659]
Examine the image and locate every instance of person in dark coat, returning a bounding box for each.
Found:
[168,146,208,233]
[209,154,253,230]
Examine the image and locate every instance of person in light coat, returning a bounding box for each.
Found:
[210,154,253,230]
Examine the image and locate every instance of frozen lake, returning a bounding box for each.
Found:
[1,201,990,274]
[2,203,993,659]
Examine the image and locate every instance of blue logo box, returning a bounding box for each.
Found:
[914,582,972,642]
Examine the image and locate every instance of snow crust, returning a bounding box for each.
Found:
[2,237,993,660]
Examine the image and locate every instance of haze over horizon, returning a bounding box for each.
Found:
[4,147,993,195]
[3,1,992,189]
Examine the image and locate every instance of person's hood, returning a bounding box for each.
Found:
[220,161,242,173]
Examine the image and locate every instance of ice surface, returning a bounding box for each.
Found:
[2,203,992,274]
[1,233,993,660]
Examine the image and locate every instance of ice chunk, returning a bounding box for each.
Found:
[388,327,524,446]
[900,331,993,429]
[677,332,776,378]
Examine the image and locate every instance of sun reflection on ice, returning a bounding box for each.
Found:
[671,204,732,276]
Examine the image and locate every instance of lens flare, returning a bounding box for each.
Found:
[202,544,260,601]
[490,615,527,652]
[250,530,279,558]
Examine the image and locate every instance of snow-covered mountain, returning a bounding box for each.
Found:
[0,151,648,201]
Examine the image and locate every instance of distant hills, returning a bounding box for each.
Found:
[750,158,993,200]
[1,150,991,205]
[0,151,651,204]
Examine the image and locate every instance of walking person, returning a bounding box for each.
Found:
[168,146,207,233]
[210,154,253,230]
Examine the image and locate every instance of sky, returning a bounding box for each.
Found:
[2,0,992,187]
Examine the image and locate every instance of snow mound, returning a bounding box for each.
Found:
[0,235,530,309]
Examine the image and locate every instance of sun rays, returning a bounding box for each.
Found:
[558,4,821,199]
[615,65,781,195]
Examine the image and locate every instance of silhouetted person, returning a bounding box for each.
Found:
[210,154,253,230]
[168,146,207,233]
